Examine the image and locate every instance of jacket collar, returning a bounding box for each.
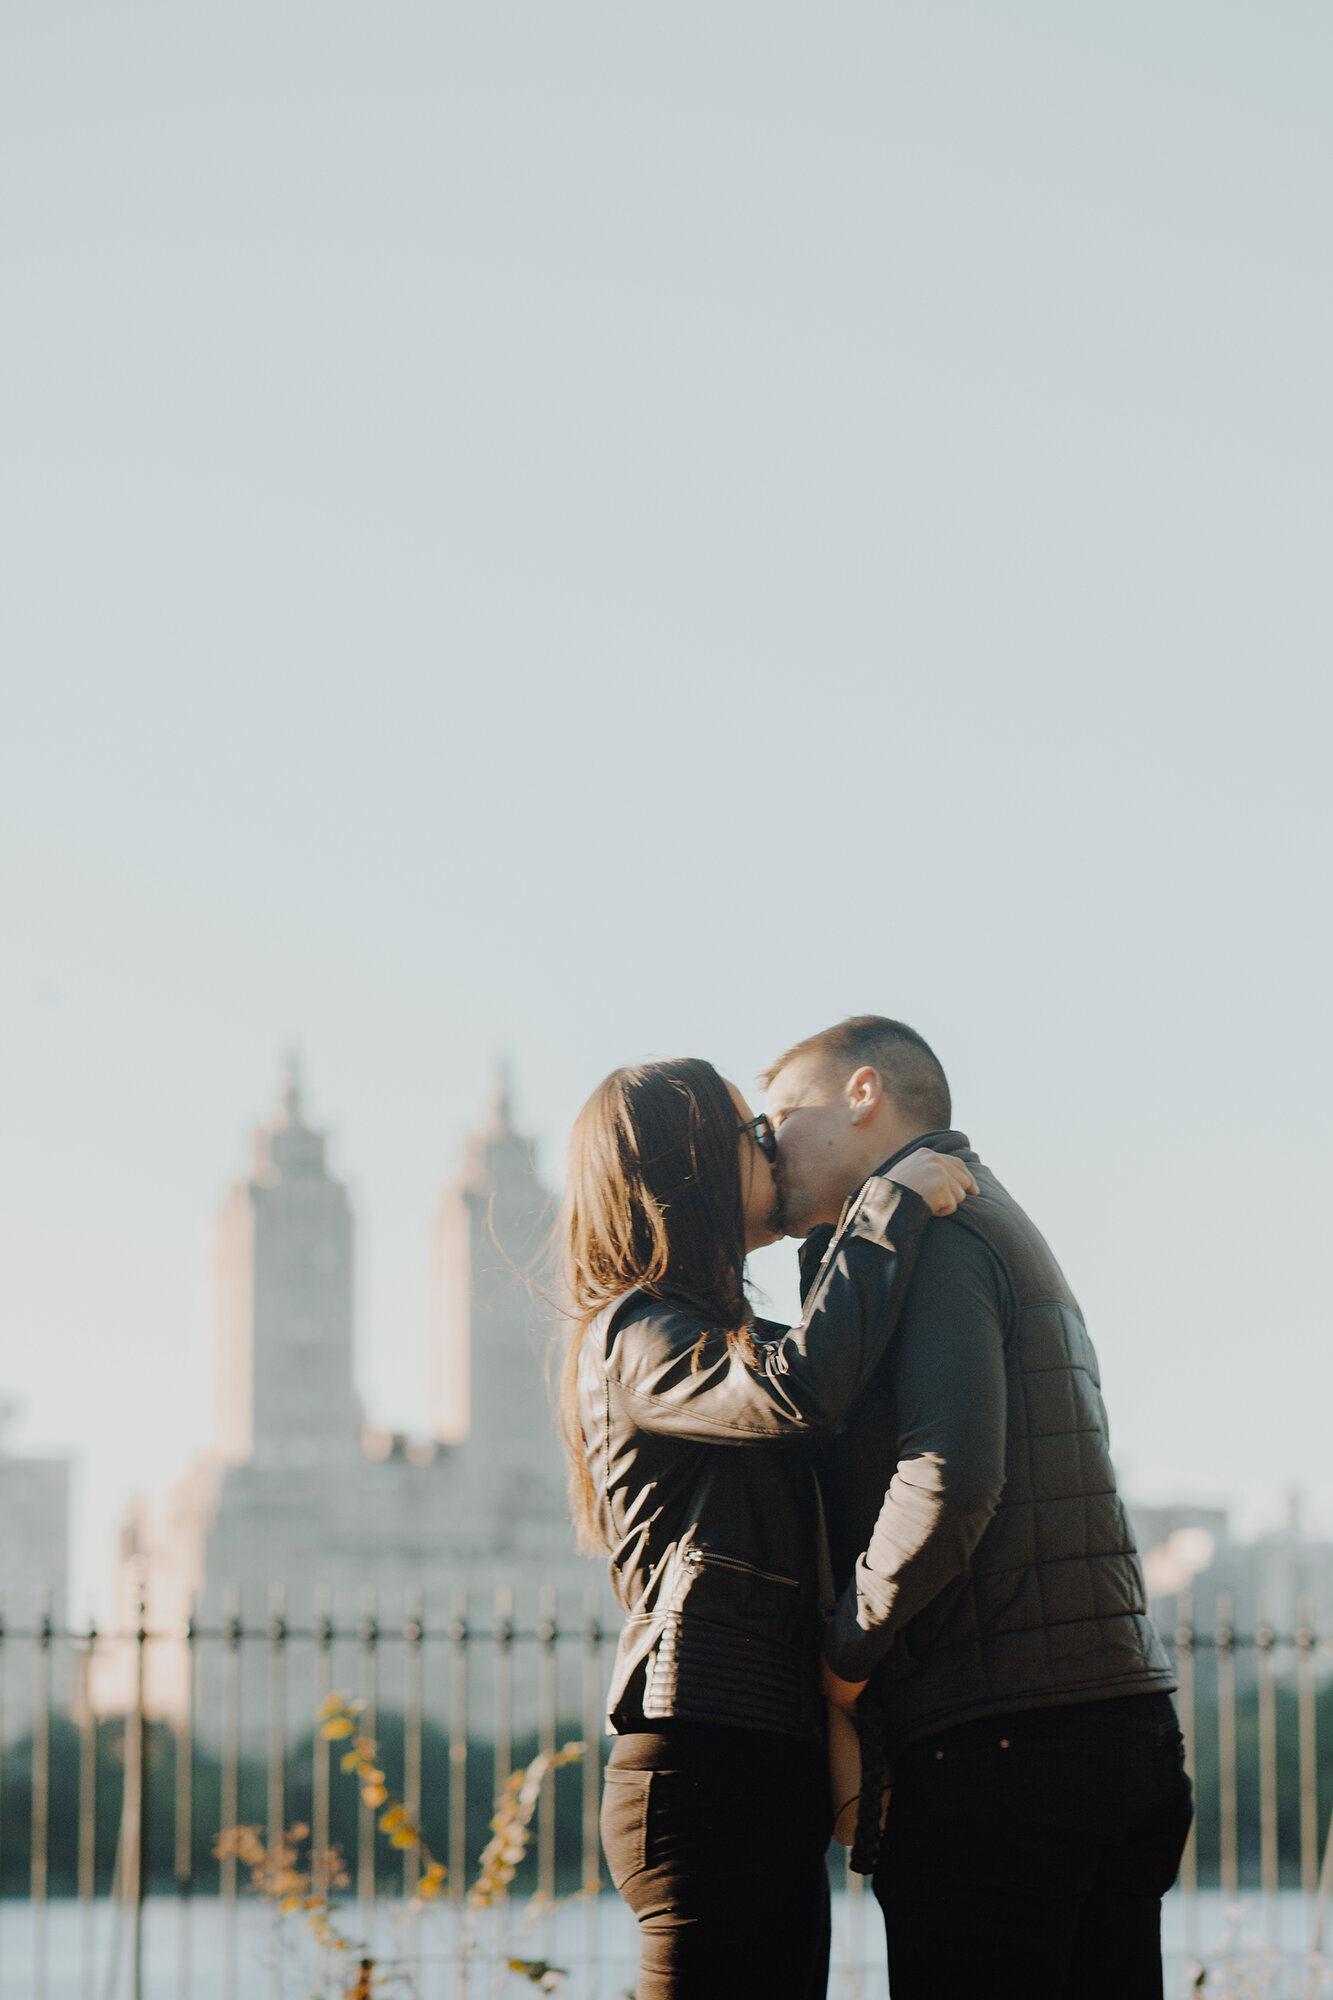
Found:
[802,1131,980,1277]
[875,1127,976,1175]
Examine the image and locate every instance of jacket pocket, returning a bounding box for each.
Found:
[680,1545,800,1590]
[600,1768,653,1888]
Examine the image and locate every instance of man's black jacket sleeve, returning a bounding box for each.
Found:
[603,1177,930,1442]
[824,1220,1009,1682]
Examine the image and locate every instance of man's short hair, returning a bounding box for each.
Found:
[760,1015,952,1131]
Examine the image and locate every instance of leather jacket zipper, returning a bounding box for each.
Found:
[681,1546,800,1589]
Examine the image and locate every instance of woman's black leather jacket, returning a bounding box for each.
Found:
[577,1174,930,1739]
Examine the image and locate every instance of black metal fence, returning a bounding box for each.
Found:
[1,1586,1333,1997]
[1165,1591,1333,1967]
[1,1582,613,1997]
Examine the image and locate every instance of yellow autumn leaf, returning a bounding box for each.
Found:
[321,1718,354,1740]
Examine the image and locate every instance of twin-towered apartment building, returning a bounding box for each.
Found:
[103,1059,602,1726]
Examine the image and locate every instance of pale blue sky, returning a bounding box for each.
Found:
[2,2,1329,1617]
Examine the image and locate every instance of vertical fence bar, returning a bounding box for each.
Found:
[175,1604,196,2000]
[124,1574,150,2000]
[0,1604,7,1996]
[494,1589,513,1801]
[220,1588,242,2000]
[537,1587,558,1907]
[1175,1595,1199,1958]
[32,1601,52,2000]
[582,1591,603,1990]
[1216,1593,1239,1901]
[1314,1588,1333,1961]
[267,1586,287,2000]
[493,1587,515,1988]
[1312,1774,1333,1958]
[448,1591,469,1908]
[78,1624,97,2000]
[267,1586,287,1855]
[358,1594,379,1909]
[312,1589,333,1900]
[1257,1598,1280,1946]
[404,1593,423,1901]
[1298,1596,1319,1902]
[581,1593,602,1897]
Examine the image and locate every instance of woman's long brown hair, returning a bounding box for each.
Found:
[559,1057,757,1553]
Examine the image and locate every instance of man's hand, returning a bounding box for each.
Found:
[821,1658,869,1715]
[887,1148,977,1217]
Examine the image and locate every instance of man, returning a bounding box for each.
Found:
[762,1016,1192,2000]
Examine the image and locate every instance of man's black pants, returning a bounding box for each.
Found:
[874,1693,1194,2000]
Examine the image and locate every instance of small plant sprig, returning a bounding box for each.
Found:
[218,1694,588,1993]
[470,1742,585,1909]
[317,1693,448,1903]
[212,1821,368,1973]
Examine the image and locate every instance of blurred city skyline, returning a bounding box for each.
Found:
[2,2,1330,1618]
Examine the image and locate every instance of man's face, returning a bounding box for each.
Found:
[764,1055,863,1238]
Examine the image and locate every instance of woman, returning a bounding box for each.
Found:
[560,1056,971,2000]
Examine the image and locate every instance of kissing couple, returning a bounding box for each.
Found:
[559,1016,1193,2000]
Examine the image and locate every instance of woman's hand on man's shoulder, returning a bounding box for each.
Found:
[885,1149,977,1217]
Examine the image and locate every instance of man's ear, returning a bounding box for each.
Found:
[846,1066,885,1127]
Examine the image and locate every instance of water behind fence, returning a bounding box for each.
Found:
[1,1586,1332,1997]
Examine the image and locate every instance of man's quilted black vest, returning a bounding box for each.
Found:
[876,1140,1175,1750]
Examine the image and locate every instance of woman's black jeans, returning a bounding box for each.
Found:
[874,1692,1195,2000]
[601,1723,831,2000]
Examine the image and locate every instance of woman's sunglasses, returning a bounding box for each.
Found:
[739,1113,778,1164]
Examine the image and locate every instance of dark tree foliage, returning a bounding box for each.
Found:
[0,1715,605,1900]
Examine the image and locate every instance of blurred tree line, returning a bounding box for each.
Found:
[0,1713,599,1899]
[2,1679,1331,1896]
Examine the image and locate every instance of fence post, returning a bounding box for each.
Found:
[493,1587,515,1983]
[31,1597,52,2000]
[449,1590,469,1910]
[582,1591,602,1898]
[1175,1594,1198,1960]
[358,1593,379,1908]
[537,1587,558,1908]
[583,1590,604,1988]
[1298,1595,1319,1902]
[493,1588,513,1801]
[1312,1596,1333,1962]
[78,1621,97,2000]
[267,1585,287,2000]
[220,1586,242,2000]
[312,1588,333,1901]
[1,1600,7,1997]
[403,1592,423,1902]
[175,1601,196,2000]
[1257,1597,1279,1947]
[1312,1781,1333,1958]
[123,1569,150,2000]
[1216,1592,1239,1901]
[266,1586,287,1860]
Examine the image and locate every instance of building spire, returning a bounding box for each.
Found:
[278,1048,305,1130]
[488,1059,514,1138]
